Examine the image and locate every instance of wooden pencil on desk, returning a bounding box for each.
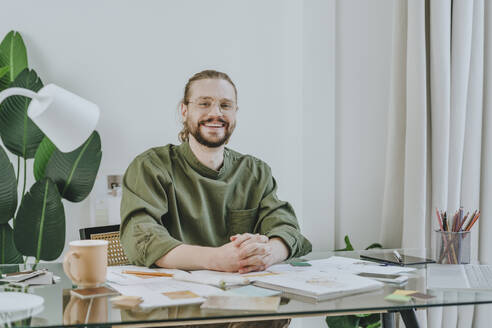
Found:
[122,270,174,277]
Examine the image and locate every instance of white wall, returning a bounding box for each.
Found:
[0,0,396,256]
[0,0,309,255]
[335,0,393,249]
[302,0,336,251]
[0,0,394,327]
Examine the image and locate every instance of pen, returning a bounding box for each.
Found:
[393,250,403,263]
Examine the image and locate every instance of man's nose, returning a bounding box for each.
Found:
[209,102,223,116]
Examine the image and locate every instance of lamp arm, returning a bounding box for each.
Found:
[0,87,39,105]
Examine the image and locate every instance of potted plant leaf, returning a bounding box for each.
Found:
[0,30,102,267]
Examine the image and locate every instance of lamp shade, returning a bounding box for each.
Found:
[0,84,100,152]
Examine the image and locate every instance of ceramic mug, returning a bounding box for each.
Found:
[63,240,108,287]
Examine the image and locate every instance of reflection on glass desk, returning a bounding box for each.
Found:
[2,249,492,327]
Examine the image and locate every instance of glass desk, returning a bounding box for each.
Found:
[1,249,492,328]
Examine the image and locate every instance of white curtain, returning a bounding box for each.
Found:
[380,0,491,327]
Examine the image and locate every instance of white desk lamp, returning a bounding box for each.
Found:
[0,84,100,152]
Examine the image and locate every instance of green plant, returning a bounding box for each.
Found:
[0,31,102,267]
[335,235,382,252]
[326,235,383,328]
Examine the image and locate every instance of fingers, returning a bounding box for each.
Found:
[238,242,268,259]
[256,235,269,243]
[231,233,269,247]
[231,233,255,246]
[238,264,265,274]
[238,254,269,270]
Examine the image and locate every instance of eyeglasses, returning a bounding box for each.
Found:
[188,97,237,112]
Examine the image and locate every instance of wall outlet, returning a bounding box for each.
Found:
[107,175,122,196]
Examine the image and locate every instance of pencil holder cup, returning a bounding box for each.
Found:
[435,230,471,264]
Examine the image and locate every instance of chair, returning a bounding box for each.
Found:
[79,224,129,266]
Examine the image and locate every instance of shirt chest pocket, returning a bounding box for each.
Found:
[228,207,259,236]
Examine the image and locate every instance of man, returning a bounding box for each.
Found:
[120,70,311,275]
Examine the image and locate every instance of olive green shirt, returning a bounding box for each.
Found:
[120,142,312,267]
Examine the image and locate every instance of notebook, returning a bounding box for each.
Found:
[252,270,383,302]
[427,264,492,290]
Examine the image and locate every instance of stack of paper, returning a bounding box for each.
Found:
[253,269,383,302]
[223,285,281,297]
[108,279,224,309]
[107,266,224,309]
[104,256,411,308]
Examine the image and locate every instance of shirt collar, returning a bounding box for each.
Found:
[178,141,229,179]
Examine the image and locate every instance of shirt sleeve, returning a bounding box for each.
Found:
[120,153,183,267]
[256,167,312,259]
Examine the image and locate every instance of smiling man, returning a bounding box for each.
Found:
[120,70,312,275]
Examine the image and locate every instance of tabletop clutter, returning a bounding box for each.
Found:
[1,243,428,314]
[76,255,416,310]
[0,256,420,312]
[0,252,431,322]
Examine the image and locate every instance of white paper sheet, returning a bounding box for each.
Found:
[106,265,186,285]
[108,279,224,309]
[308,256,416,274]
[253,269,383,300]
[175,270,249,287]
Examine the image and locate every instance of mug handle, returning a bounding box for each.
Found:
[63,250,81,284]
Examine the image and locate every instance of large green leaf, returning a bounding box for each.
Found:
[33,137,56,181]
[14,178,65,261]
[0,223,23,264]
[0,66,9,80]
[0,145,17,224]
[326,315,360,328]
[0,31,28,91]
[0,69,44,158]
[358,313,381,327]
[45,131,102,202]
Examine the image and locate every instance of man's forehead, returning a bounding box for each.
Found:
[189,79,235,100]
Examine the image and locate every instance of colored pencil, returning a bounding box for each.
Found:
[465,211,481,232]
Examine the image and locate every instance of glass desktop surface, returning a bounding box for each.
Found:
[2,249,492,327]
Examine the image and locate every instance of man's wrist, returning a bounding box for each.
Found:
[268,237,289,264]
[155,244,218,270]
[203,246,218,270]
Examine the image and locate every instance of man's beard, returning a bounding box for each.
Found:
[185,117,236,148]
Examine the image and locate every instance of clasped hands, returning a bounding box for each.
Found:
[215,233,287,274]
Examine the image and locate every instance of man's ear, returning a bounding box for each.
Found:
[180,103,188,120]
